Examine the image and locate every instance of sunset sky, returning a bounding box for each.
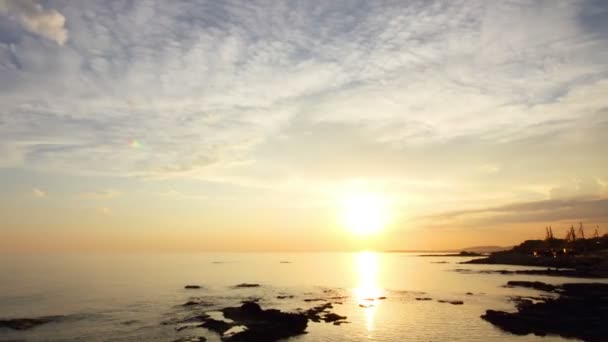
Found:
[1,0,607,252]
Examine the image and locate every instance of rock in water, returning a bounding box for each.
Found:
[196,301,307,341]
[506,281,556,292]
[482,282,608,342]
[232,283,261,288]
[0,316,62,330]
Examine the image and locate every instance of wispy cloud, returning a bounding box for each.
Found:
[79,189,122,200]
[0,0,606,194]
[31,187,46,197]
[422,197,608,229]
[0,0,68,45]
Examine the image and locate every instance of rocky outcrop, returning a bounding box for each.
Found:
[0,316,62,330]
[482,282,608,342]
[186,301,347,341]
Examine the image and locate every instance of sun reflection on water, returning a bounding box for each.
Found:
[353,251,383,332]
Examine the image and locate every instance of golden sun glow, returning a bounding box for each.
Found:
[341,192,389,235]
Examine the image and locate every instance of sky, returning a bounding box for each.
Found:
[1,0,607,253]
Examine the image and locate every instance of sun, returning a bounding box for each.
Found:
[340,192,389,235]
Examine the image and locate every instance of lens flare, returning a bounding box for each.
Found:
[129,139,141,148]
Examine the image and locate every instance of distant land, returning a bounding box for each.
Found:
[386,245,511,254]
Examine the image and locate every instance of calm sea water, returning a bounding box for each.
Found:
[1,252,604,341]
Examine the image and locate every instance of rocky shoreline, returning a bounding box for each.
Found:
[482,281,608,342]
[453,267,608,278]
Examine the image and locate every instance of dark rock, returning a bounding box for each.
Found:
[322,312,347,323]
[240,297,261,304]
[220,302,308,341]
[454,267,608,279]
[303,298,325,302]
[482,282,608,342]
[183,300,213,307]
[173,337,207,342]
[185,285,202,289]
[506,281,557,292]
[189,300,348,341]
[415,297,433,301]
[438,300,463,305]
[200,318,233,335]
[276,295,294,299]
[465,292,474,295]
[377,296,387,300]
[328,296,348,300]
[333,320,350,325]
[193,301,325,341]
[0,316,62,330]
[419,251,482,257]
[304,303,334,322]
[233,283,260,288]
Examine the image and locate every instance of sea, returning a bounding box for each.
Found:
[1,252,604,341]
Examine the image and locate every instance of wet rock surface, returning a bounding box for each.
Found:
[0,316,63,330]
[276,295,294,299]
[186,300,350,341]
[437,300,463,305]
[232,283,260,288]
[482,282,608,342]
[173,337,207,342]
[183,300,214,307]
[453,267,607,279]
[504,280,557,292]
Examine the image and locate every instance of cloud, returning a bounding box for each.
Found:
[424,197,608,228]
[0,0,68,45]
[31,187,46,197]
[80,189,122,200]
[0,0,606,190]
[550,178,607,199]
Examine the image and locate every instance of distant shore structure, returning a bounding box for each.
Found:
[534,223,606,257]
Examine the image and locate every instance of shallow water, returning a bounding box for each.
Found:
[1,252,604,341]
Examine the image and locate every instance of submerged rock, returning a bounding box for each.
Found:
[415,297,433,301]
[276,295,294,299]
[438,300,464,305]
[185,285,202,289]
[303,298,325,302]
[505,281,557,292]
[220,302,308,341]
[0,316,62,330]
[182,300,214,307]
[232,283,260,288]
[482,282,608,342]
[173,337,207,342]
